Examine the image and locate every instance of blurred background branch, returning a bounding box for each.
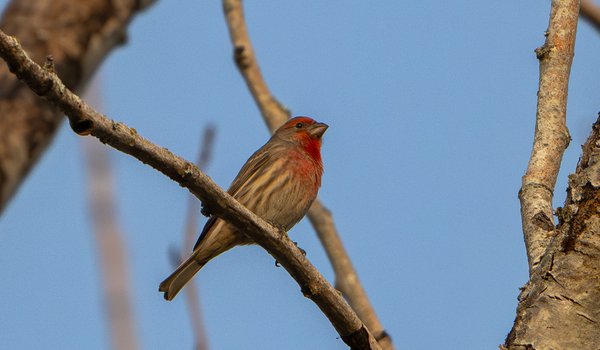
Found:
[170,125,216,350]
[580,0,600,32]
[83,77,138,350]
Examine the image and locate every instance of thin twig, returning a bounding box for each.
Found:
[222,1,393,348]
[519,0,578,274]
[178,125,215,350]
[0,30,380,350]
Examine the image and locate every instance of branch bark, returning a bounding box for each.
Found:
[222,1,393,348]
[519,0,578,274]
[0,30,380,350]
[0,0,154,215]
[505,114,600,349]
[504,1,594,348]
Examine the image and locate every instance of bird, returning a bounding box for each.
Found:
[159,116,328,300]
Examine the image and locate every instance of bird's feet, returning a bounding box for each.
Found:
[274,242,307,267]
[200,203,211,217]
[267,221,288,239]
[293,241,307,256]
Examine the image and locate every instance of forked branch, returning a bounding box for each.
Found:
[519,0,578,274]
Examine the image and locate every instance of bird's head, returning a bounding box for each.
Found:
[276,116,328,143]
[274,116,328,161]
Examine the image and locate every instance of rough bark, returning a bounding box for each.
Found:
[504,115,600,349]
[0,30,381,350]
[519,0,578,274]
[504,1,600,347]
[0,0,153,214]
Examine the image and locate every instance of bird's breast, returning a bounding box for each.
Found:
[238,153,321,230]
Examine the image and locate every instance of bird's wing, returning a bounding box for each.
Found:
[226,147,272,198]
[193,215,218,250]
[193,146,272,251]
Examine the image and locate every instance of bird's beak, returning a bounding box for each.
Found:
[308,122,328,139]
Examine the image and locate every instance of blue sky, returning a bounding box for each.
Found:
[2,1,600,349]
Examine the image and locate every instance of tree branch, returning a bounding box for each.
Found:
[519,0,578,274]
[308,202,392,348]
[0,0,155,215]
[222,1,393,348]
[221,0,290,131]
[0,30,380,350]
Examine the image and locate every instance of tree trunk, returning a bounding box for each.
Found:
[0,0,152,214]
[504,115,600,349]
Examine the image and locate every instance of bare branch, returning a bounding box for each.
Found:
[222,0,290,131]
[519,0,578,274]
[0,30,380,350]
[222,1,393,348]
[308,202,393,348]
[0,0,155,215]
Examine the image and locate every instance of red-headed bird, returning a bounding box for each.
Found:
[160,116,328,300]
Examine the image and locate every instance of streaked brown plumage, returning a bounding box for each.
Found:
[159,116,328,300]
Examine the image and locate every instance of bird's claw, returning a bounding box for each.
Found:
[293,241,307,256]
[200,204,212,217]
[274,242,305,267]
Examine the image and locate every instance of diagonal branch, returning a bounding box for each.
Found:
[221,0,290,131]
[222,1,394,348]
[0,30,380,350]
[519,0,578,274]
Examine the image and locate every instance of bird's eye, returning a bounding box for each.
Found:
[295,122,304,129]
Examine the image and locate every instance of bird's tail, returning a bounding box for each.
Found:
[159,255,207,301]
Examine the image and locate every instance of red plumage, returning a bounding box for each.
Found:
[159,116,328,300]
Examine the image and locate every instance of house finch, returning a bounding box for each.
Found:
[159,116,328,300]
